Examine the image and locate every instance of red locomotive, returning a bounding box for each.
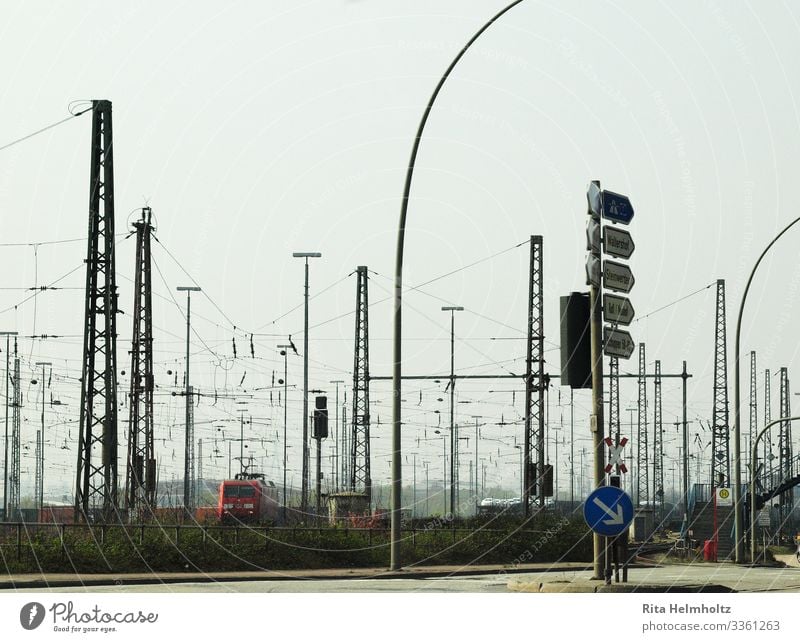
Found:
[217,473,281,524]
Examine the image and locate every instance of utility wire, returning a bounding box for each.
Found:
[0,104,92,154]
[632,281,716,323]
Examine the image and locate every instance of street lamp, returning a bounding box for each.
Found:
[733,215,800,563]
[176,285,200,515]
[1,331,17,520]
[391,0,527,569]
[293,251,322,517]
[442,305,464,517]
[277,344,292,520]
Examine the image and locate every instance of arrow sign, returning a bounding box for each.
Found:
[603,325,635,359]
[583,486,634,537]
[603,260,635,293]
[603,226,635,259]
[601,190,634,225]
[603,294,635,326]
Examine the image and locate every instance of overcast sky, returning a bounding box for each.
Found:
[1,0,799,506]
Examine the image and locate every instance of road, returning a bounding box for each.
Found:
[5,562,800,593]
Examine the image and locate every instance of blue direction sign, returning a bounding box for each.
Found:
[583,486,634,537]
[602,190,634,225]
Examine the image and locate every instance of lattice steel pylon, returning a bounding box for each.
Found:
[125,207,155,518]
[749,352,757,478]
[34,431,42,511]
[608,356,620,448]
[8,352,20,520]
[350,266,371,502]
[779,367,792,529]
[75,100,120,522]
[187,385,195,511]
[764,369,773,485]
[636,343,648,506]
[523,235,545,514]
[710,279,730,487]
[653,360,663,522]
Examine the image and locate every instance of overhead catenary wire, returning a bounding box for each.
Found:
[0,103,92,154]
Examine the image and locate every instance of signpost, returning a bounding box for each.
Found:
[601,191,634,225]
[603,326,635,359]
[603,227,635,259]
[603,294,635,326]
[584,486,634,537]
[603,260,635,293]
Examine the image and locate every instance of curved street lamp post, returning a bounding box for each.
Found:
[391,0,525,572]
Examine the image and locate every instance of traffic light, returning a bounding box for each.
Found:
[312,395,328,439]
[560,292,591,389]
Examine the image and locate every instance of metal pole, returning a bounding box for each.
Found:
[570,388,574,505]
[303,260,309,514]
[733,215,800,563]
[330,380,344,492]
[2,333,15,520]
[35,360,51,511]
[2,334,7,519]
[315,435,322,519]
[177,286,200,514]
[449,310,455,517]
[682,360,689,536]
[588,180,605,580]
[391,0,526,571]
[751,416,800,562]
[475,417,479,502]
[292,252,321,518]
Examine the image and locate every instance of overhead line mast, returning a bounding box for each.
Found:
[75,100,119,522]
[125,208,156,518]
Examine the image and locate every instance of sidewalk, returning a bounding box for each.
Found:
[0,561,592,590]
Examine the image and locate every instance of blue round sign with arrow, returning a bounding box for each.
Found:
[583,486,634,537]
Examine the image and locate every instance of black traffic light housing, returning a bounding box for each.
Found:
[312,395,328,439]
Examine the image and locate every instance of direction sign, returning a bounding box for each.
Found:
[603,226,635,259]
[603,260,635,293]
[603,325,635,359]
[601,190,634,225]
[603,293,635,326]
[583,486,634,537]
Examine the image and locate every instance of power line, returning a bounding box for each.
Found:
[0,103,92,154]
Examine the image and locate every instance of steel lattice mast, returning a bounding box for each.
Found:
[779,367,792,527]
[75,99,120,522]
[710,279,730,487]
[8,349,20,519]
[608,356,620,450]
[636,343,648,506]
[187,385,195,511]
[653,360,663,522]
[34,431,42,511]
[764,369,772,485]
[749,351,757,476]
[523,235,545,513]
[125,208,155,516]
[350,266,371,502]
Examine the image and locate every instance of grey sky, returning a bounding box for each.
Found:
[0,1,799,504]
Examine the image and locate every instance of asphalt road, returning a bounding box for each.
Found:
[6,562,800,593]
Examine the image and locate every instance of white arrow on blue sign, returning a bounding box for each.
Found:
[602,190,634,225]
[583,486,634,537]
